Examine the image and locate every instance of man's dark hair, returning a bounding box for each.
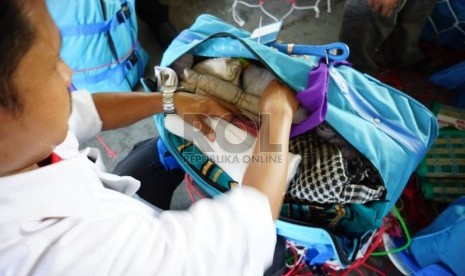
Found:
[0,0,36,113]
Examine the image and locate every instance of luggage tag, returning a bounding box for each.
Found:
[249,20,283,44]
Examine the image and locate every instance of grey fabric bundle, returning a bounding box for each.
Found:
[180,68,260,122]
[179,58,308,123]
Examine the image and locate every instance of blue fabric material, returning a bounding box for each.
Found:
[58,5,129,37]
[149,14,438,267]
[70,43,146,91]
[156,137,182,171]
[409,196,465,276]
[290,60,329,137]
[414,264,455,276]
[46,0,149,92]
[430,60,465,91]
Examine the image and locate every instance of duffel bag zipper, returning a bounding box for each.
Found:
[329,67,426,159]
[178,31,427,160]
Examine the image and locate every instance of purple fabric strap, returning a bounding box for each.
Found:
[290,60,329,137]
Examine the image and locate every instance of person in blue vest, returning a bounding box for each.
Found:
[0,0,298,274]
[339,0,438,74]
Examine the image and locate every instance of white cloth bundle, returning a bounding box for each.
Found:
[155,66,178,92]
[164,114,302,185]
[193,57,242,86]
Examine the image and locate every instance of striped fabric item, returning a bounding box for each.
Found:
[418,128,465,202]
[169,133,239,192]
[280,202,350,229]
[418,129,465,178]
[421,177,465,203]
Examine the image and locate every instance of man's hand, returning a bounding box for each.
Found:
[174,92,234,140]
[259,80,298,119]
[368,0,399,17]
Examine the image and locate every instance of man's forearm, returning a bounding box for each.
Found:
[242,110,293,220]
[92,92,163,131]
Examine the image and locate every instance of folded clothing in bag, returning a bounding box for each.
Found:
[287,129,386,204]
[164,114,302,185]
[177,57,309,124]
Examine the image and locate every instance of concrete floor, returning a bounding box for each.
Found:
[166,0,345,44]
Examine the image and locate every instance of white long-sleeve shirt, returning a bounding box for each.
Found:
[0,91,276,276]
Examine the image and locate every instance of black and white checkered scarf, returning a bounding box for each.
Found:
[287,131,385,204]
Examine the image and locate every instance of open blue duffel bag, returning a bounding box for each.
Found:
[145,14,439,268]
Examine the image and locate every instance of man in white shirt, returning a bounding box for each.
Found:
[0,0,298,275]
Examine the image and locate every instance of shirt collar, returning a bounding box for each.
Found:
[0,155,103,223]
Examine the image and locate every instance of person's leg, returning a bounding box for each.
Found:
[135,0,177,48]
[339,0,400,73]
[264,235,287,276]
[113,138,184,210]
[377,0,437,67]
[135,0,169,26]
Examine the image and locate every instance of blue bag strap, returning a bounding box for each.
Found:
[121,1,136,49]
[268,42,350,62]
[157,138,182,171]
[175,31,350,62]
[72,43,145,87]
[59,1,131,37]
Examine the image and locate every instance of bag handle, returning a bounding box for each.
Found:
[175,30,350,62]
[268,42,350,62]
